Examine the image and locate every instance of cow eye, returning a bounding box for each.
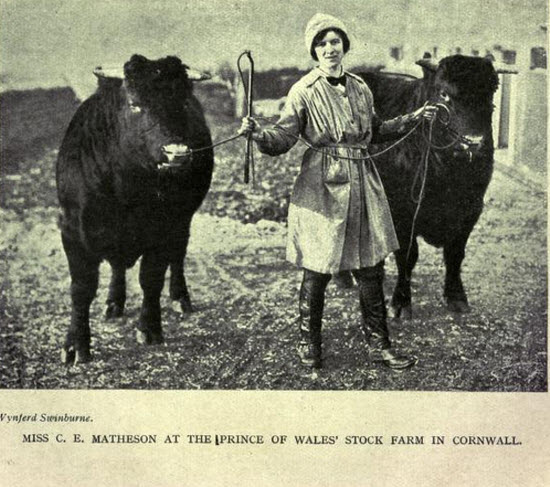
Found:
[440,90,451,102]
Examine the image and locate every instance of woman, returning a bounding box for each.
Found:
[240,13,437,369]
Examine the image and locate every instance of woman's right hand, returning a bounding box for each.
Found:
[238,116,262,139]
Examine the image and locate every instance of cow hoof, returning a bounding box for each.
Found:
[75,349,92,364]
[105,302,124,319]
[388,304,413,321]
[401,305,413,320]
[136,329,164,345]
[179,298,194,314]
[333,272,355,289]
[61,348,75,364]
[61,347,91,365]
[446,299,471,314]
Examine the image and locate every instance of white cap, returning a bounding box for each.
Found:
[304,13,349,56]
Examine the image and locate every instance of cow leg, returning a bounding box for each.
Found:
[105,264,126,319]
[61,234,100,365]
[168,220,193,313]
[443,234,471,313]
[136,251,169,345]
[389,239,419,320]
[169,256,193,313]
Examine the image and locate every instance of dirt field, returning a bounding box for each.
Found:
[0,116,546,391]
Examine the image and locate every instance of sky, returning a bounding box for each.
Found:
[0,0,547,97]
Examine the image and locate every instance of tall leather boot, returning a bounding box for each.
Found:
[353,264,417,370]
[296,270,331,368]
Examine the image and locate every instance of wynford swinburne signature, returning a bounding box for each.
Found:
[0,413,93,423]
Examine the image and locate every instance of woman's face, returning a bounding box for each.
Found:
[314,30,345,71]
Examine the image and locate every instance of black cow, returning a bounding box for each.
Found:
[56,54,213,364]
[355,55,504,318]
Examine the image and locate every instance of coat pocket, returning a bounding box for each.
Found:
[322,153,349,184]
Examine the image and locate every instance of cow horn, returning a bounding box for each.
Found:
[186,67,211,81]
[415,57,438,72]
[93,65,124,79]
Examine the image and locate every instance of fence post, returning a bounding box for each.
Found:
[498,73,512,148]
[512,69,547,176]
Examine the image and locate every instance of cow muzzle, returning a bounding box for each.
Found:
[460,135,484,150]
[453,135,485,163]
[158,144,192,170]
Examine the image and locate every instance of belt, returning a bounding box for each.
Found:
[320,143,368,151]
[310,144,369,162]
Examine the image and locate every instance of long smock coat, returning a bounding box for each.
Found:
[256,68,412,274]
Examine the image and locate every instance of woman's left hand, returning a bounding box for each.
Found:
[412,104,439,122]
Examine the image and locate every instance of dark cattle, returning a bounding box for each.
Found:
[356,55,502,318]
[56,54,213,364]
